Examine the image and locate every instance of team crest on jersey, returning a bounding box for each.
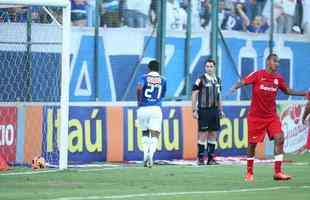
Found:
[274,79,279,85]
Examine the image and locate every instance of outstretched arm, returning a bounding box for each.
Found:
[284,88,307,97]
[230,71,257,94]
[230,81,246,93]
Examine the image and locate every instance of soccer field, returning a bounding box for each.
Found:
[1,154,310,200]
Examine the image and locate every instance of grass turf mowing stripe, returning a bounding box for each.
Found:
[50,185,310,200]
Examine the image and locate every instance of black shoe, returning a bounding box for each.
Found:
[144,156,153,168]
[207,159,219,165]
[144,157,150,168]
[197,158,205,165]
[144,160,148,167]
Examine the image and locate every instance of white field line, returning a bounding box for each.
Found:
[0,166,138,176]
[0,169,61,176]
[1,162,309,176]
[0,164,251,176]
[49,186,310,200]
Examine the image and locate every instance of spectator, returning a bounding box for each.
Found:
[30,6,41,23]
[221,3,250,31]
[123,0,151,28]
[302,0,310,34]
[149,0,157,26]
[247,15,269,33]
[276,0,296,33]
[200,0,211,28]
[245,0,267,22]
[101,0,122,27]
[291,0,303,34]
[254,0,267,16]
[6,6,41,23]
[190,0,202,31]
[166,0,187,31]
[0,8,10,22]
[9,7,26,22]
[71,0,88,26]
[200,0,227,29]
[263,0,296,33]
[171,0,201,31]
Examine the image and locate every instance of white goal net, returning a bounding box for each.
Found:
[0,0,70,169]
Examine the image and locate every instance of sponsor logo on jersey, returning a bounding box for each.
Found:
[147,76,161,85]
[260,84,277,92]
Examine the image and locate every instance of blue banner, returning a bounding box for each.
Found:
[217,105,249,156]
[42,106,106,165]
[123,107,183,161]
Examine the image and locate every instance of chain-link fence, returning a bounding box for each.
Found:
[1,0,309,101]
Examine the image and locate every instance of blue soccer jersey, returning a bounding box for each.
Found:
[137,72,167,107]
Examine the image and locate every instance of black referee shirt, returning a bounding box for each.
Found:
[192,74,221,108]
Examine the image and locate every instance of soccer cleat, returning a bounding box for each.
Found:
[244,173,254,182]
[144,159,152,168]
[197,158,205,165]
[143,159,149,168]
[148,158,153,168]
[207,159,219,165]
[143,156,149,168]
[143,155,152,168]
[273,172,292,181]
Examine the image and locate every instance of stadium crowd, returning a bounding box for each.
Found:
[0,0,309,34]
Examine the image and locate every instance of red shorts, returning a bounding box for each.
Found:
[247,115,283,144]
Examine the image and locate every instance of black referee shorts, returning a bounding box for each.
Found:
[198,107,221,132]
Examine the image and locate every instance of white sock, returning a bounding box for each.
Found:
[274,154,283,161]
[149,137,158,162]
[142,136,150,161]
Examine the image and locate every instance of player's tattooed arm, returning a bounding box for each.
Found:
[302,102,310,124]
[284,88,307,97]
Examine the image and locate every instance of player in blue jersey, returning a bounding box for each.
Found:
[136,60,167,168]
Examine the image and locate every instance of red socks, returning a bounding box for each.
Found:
[247,154,284,175]
[274,154,283,174]
[247,158,254,174]
[274,160,282,174]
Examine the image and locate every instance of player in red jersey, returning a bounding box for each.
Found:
[302,100,310,151]
[302,101,310,125]
[231,53,310,181]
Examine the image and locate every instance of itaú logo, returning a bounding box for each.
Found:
[0,124,15,146]
[260,84,277,92]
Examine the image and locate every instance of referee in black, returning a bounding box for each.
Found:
[192,59,224,165]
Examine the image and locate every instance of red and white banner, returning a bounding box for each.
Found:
[280,104,309,153]
[0,107,17,162]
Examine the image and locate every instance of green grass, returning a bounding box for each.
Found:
[1,154,310,200]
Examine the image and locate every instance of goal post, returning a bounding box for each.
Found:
[0,0,71,170]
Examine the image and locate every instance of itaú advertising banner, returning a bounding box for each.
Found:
[217,105,249,156]
[123,106,183,161]
[42,106,106,165]
[0,107,17,162]
[278,103,309,153]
